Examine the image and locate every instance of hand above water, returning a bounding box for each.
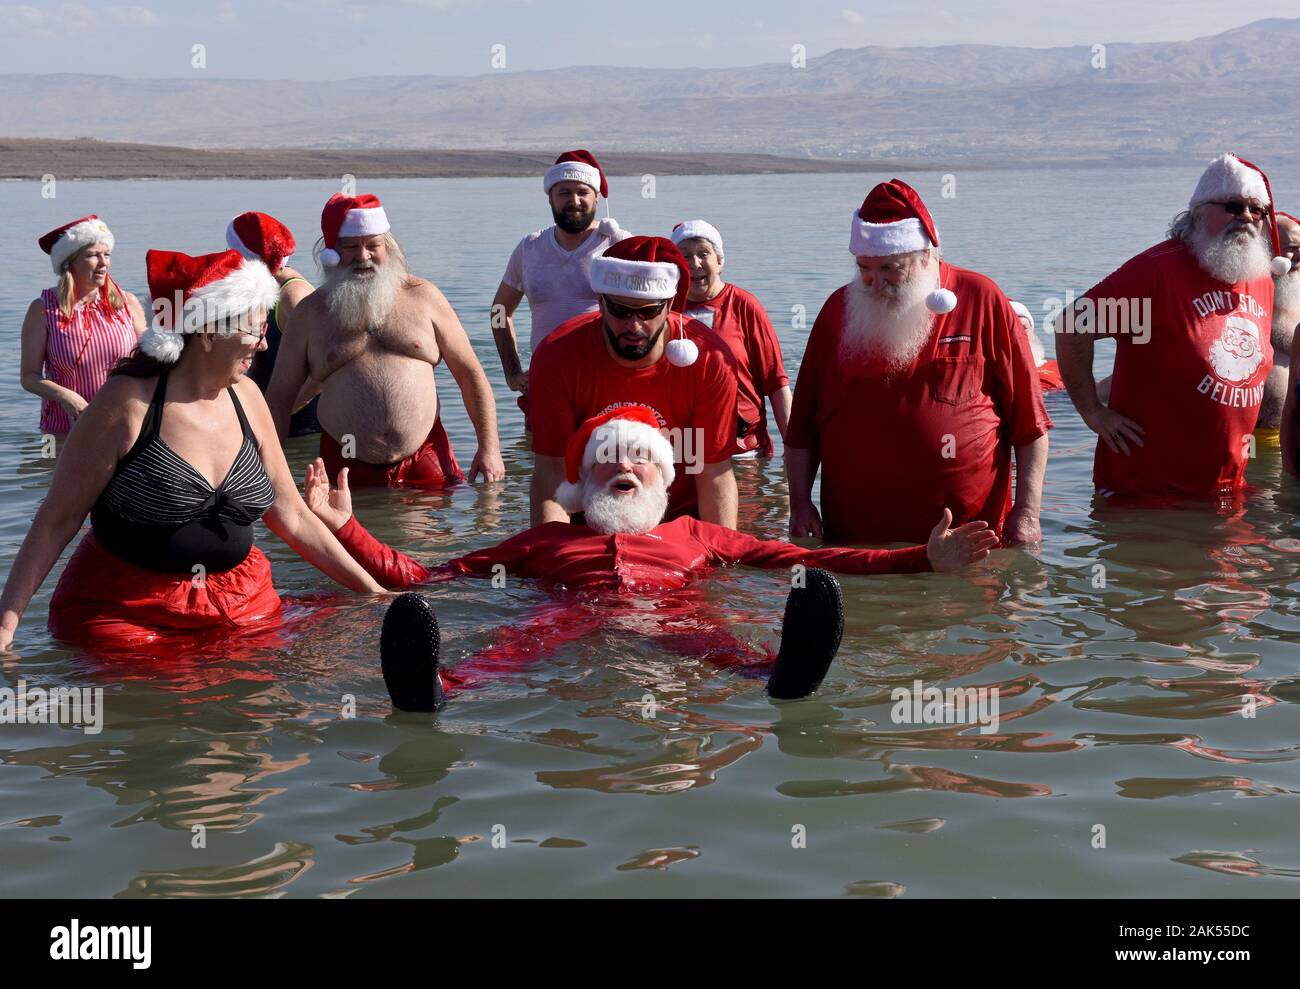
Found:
[304,457,353,533]
[927,508,1000,571]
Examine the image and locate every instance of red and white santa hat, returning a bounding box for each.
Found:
[318,193,390,268]
[590,235,699,366]
[544,149,608,198]
[38,214,115,275]
[1189,154,1292,276]
[850,179,957,313]
[141,249,279,363]
[544,149,621,238]
[554,405,677,514]
[670,219,724,265]
[226,211,296,274]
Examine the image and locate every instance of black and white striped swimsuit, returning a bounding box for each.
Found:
[91,372,276,573]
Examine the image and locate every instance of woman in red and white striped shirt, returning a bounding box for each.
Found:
[21,215,146,436]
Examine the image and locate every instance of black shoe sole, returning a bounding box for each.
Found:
[766,568,844,700]
[380,592,445,712]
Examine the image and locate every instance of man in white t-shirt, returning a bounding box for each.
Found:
[490,149,628,430]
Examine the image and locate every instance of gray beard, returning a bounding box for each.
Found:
[322,261,406,329]
[840,269,937,371]
[1190,222,1271,284]
[1273,268,1300,330]
[582,479,668,535]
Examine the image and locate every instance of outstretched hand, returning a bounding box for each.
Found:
[304,457,353,533]
[926,508,1000,572]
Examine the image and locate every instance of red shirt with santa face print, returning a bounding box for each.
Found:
[529,310,739,520]
[1078,238,1273,499]
[785,262,1052,545]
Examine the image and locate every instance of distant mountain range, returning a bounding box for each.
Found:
[2,18,1297,162]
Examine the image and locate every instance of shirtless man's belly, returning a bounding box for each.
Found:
[309,287,443,464]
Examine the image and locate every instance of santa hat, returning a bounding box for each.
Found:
[38,215,115,275]
[318,193,390,268]
[545,150,608,198]
[226,211,296,274]
[141,249,279,363]
[850,180,957,313]
[554,405,676,514]
[670,219,724,265]
[1189,154,1292,276]
[590,236,698,366]
[544,150,621,239]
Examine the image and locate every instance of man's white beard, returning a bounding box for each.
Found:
[322,259,406,328]
[840,264,938,371]
[582,475,668,535]
[1273,267,1300,324]
[1189,220,1272,285]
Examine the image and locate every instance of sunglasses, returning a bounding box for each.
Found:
[603,297,669,320]
[1211,201,1269,220]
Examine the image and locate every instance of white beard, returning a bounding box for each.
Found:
[1189,221,1272,285]
[321,260,406,329]
[840,264,938,371]
[1273,267,1300,328]
[582,475,668,535]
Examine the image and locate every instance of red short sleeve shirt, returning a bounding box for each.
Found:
[786,262,1052,544]
[1078,239,1273,498]
[530,311,739,519]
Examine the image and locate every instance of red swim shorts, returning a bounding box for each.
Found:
[48,532,283,656]
[319,418,465,489]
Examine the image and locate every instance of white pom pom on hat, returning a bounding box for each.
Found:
[926,288,958,313]
[666,337,699,367]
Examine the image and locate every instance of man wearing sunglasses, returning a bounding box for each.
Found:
[1056,153,1291,502]
[527,236,741,529]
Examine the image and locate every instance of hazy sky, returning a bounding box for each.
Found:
[1,1,1294,78]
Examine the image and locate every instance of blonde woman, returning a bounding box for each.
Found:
[21,215,146,435]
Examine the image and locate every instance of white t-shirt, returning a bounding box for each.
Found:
[503,226,629,350]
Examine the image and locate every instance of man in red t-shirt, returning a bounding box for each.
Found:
[302,407,998,709]
[670,220,791,458]
[1056,153,1291,500]
[528,236,741,527]
[786,180,1051,546]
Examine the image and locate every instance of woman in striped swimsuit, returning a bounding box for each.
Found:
[21,215,146,436]
[0,248,385,656]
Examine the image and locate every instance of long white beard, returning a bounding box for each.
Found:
[1189,221,1272,285]
[840,264,938,370]
[1273,267,1300,325]
[322,260,406,328]
[582,476,668,535]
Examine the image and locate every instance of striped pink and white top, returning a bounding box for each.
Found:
[39,286,138,434]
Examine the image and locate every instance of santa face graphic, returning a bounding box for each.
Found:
[1207,314,1265,384]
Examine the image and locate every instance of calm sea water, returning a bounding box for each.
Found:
[2,168,1299,898]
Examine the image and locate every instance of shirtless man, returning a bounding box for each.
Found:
[1262,211,1299,432]
[267,193,504,487]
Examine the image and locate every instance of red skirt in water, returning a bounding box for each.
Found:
[48,531,284,658]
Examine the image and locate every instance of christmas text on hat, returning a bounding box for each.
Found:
[590,235,698,366]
